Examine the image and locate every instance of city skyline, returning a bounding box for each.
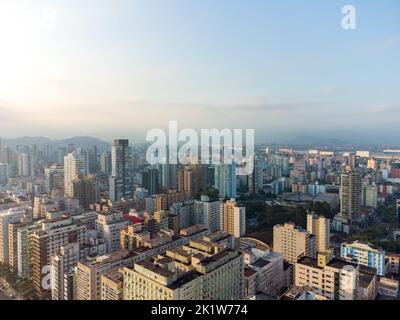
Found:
[0,0,399,143]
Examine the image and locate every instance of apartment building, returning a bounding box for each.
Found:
[194,196,220,232]
[240,237,284,299]
[76,250,134,300]
[51,243,80,300]
[31,218,87,291]
[220,199,246,238]
[307,213,330,253]
[273,223,316,263]
[96,210,130,253]
[123,238,244,300]
[101,269,124,300]
[295,252,376,300]
[341,241,386,276]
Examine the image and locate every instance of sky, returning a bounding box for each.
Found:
[0,0,399,144]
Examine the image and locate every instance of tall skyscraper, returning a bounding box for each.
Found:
[18,153,31,177]
[220,199,246,238]
[64,151,85,197]
[340,170,362,223]
[100,151,112,175]
[109,140,133,201]
[307,213,330,254]
[214,164,236,198]
[141,168,159,196]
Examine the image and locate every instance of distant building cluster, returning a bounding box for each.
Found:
[0,138,400,300]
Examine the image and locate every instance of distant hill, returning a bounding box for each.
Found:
[0,136,110,148]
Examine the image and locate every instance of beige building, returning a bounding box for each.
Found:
[220,199,246,238]
[294,252,377,300]
[101,269,124,300]
[123,238,244,300]
[307,213,330,253]
[0,207,28,265]
[273,223,316,263]
[64,151,85,198]
[156,191,187,211]
[17,221,42,280]
[77,250,133,300]
[8,221,25,273]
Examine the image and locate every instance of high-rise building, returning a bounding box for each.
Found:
[0,208,28,264]
[160,163,178,191]
[194,195,220,232]
[340,170,362,223]
[76,250,133,300]
[141,168,159,196]
[220,199,246,238]
[45,164,64,193]
[31,218,88,291]
[18,153,31,177]
[17,221,42,280]
[362,185,378,209]
[250,155,265,193]
[72,176,98,210]
[83,147,98,175]
[64,151,85,197]
[273,223,316,263]
[101,270,124,300]
[340,241,386,276]
[240,238,284,299]
[123,239,244,300]
[109,140,133,202]
[214,164,236,198]
[8,218,32,273]
[0,163,7,185]
[96,211,130,253]
[295,254,361,300]
[367,159,377,170]
[155,190,186,212]
[307,213,330,254]
[100,151,112,175]
[169,200,195,229]
[51,243,79,300]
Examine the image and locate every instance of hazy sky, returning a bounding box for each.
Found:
[0,0,399,143]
